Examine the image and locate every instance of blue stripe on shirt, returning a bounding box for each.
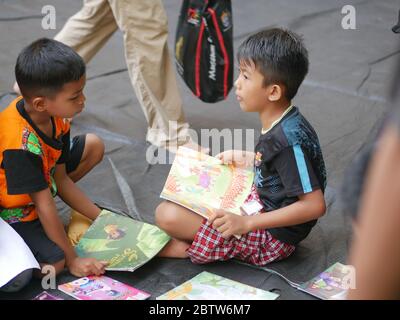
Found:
[293,145,312,193]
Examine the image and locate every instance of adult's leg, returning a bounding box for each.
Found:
[54,0,118,63]
[13,0,118,95]
[108,0,191,149]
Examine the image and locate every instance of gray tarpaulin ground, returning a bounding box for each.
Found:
[0,0,398,300]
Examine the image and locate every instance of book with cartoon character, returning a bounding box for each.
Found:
[75,210,170,271]
[297,262,351,300]
[156,271,279,300]
[160,147,254,220]
[58,275,150,300]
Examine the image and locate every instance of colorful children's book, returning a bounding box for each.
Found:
[58,275,151,300]
[32,291,63,300]
[160,147,254,219]
[156,271,279,300]
[243,261,351,300]
[75,210,170,271]
[297,262,351,300]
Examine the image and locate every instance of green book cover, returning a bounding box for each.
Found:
[75,210,170,272]
[161,147,254,219]
[157,271,279,300]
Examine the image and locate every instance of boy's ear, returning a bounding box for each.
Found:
[31,97,47,112]
[267,84,283,102]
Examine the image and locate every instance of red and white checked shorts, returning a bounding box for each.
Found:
[187,185,295,266]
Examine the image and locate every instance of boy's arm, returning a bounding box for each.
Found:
[209,189,326,239]
[54,163,100,221]
[30,188,107,276]
[31,188,76,264]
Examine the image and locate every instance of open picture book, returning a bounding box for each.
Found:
[257,262,351,300]
[297,262,351,300]
[157,271,279,300]
[75,210,170,272]
[160,147,254,220]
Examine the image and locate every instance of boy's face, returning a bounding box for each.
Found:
[44,75,86,118]
[235,60,282,112]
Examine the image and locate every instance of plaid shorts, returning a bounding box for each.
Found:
[187,185,295,266]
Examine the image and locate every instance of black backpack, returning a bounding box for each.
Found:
[175,0,233,103]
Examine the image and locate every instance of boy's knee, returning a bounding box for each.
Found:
[155,201,179,229]
[85,133,104,164]
[0,269,33,293]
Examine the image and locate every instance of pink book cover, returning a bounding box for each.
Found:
[58,275,151,300]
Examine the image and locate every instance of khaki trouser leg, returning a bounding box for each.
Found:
[108,0,190,148]
[54,0,118,63]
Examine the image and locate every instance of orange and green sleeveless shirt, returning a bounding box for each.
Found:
[0,97,71,224]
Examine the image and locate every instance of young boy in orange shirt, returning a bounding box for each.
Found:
[0,38,107,291]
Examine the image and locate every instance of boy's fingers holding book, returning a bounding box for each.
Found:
[208,209,225,225]
[87,260,106,276]
[211,211,229,229]
[216,223,230,236]
[96,260,109,271]
[207,211,217,224]
[207,214,216,225]
[215,152,224,159]
[215,151,233,164]
[221,230,233,239]
[100,260,109,267]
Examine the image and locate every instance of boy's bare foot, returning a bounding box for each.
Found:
[158,238,190,258]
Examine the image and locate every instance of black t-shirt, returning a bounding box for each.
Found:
[254,106,327,245]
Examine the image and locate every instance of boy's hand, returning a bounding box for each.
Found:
[68,257,108,277]
[215,150,254,169]
[208,209,251,239]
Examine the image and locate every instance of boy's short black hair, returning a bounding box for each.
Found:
[15,38,85,98]
[237,28,309,100]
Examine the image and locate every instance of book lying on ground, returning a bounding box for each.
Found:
[156,271,279,300]
[161,147,254,219]
[75,210,170,272]
[0,218,40,288]
[33,291,63,300]
[58,275,151,300]
[251,261,351,300]
[297,262,351,300]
